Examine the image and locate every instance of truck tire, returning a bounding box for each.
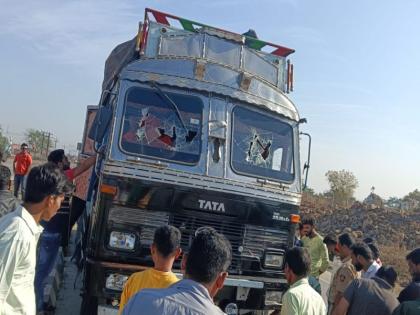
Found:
[80,294,98,315]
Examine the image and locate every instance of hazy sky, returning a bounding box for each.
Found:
[0,0,419,199]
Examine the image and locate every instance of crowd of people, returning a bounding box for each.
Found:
[0,145,419,315]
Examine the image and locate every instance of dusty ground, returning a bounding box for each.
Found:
[55,256,82,315]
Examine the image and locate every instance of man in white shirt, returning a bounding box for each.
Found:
[0,163,73,314]
[281,247,326,315]
[350,243,380,279]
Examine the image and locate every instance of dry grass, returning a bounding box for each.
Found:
[380,245,411,291]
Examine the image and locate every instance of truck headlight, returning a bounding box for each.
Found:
[264,253,284,268]
[105,273,128,291]
[109,231,136,250]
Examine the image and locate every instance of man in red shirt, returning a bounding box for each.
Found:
[13,143,32,198]
[47,149,96,181]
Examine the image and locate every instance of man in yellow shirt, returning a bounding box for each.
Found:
[118,225,182,313]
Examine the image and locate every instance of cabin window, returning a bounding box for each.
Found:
[231,106,294,182]
[120,87,203,165]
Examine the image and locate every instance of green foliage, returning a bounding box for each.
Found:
[0,126,10,158]
[403,189,420,202]
[325,169,359,208]
[303,186,315,195]
[25,129,54,159]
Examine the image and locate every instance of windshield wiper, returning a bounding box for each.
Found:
[150,82,197,143]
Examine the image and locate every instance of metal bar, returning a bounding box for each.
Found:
[173,273,264,289]
[144,8,294,56]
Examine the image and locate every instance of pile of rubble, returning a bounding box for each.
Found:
[300,197,420,250]
[300,193,419,285]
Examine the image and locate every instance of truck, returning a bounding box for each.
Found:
[77,8,310,315]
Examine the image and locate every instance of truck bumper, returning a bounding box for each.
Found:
[97,305,118,315]
[86,258,287,312]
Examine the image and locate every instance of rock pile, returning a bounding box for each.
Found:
[301,200,419,250]
[300,194,419,285]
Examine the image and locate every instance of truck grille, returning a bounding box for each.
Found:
[242,225,289,258]
[108,206,170,243]
[171,212,243,271]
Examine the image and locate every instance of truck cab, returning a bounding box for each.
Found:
[80,8,304,314]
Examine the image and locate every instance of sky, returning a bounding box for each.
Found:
[0,0,419,199]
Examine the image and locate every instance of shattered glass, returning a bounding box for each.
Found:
[120,87,202,164]
[231,106,294,182]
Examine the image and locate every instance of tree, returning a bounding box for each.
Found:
[403,189,420,202]
[386,196,401,208]
[325,169,359,208]
[25,129,55,159]
[0,126,10,158]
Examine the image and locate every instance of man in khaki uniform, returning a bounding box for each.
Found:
[328,233,359,314]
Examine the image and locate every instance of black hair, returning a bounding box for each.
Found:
[185,227,232,284]
[153,225,181,258]
[47,149,66,164]
[21,143,28,148]
[363,237,375,244]
[301,216,315,226]
[298,223,303,231]
[284,247,311,277]
[351,242,373,261]
[339,233,355,248]
[24,163,74,203]
[376,266,397,287]
[0,165,11,190]
[323,234,337,246]
[406,248,420,265]
[368,243,381,260]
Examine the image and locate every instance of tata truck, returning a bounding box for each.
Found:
[78,8,308,315]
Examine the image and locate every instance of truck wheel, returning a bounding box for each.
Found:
[80,295,98,315]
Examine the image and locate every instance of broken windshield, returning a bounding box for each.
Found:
[120,87,202,164]
[231,106,294,182]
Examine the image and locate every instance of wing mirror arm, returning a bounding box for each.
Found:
[299,132,311,190]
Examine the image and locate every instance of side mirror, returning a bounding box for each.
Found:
[299,132,311,190]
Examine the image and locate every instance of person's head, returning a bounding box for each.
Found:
[406,248,420,278]
[21,143,29,153]
[185,227,232,298]
[24,163,73,221]
[324,234,338,258]
[363,237,375,244]
[0,165,12,191]
[284,247,311,285]
[151,225,182,266]
[367,243,381,261]
[301,216,315,236]
[351,242,373,272]
[376,266,398,287]
[47,149,70,171]
[338,233,355,259]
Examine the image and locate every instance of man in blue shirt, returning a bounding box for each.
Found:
[122,227,232,315]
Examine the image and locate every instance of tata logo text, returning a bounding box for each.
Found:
[198,200,226,212]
